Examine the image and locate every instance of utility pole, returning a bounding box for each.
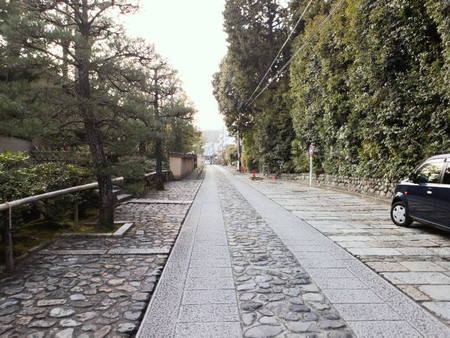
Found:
[221,127,225,164]
[237,129,241,171]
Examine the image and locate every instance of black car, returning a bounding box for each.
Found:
[391,154,450,230]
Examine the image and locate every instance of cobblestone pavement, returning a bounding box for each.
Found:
[237,172,450,326]
[216,174,354,337]
[0,177,202,338]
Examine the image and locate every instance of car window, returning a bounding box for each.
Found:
[443,164,450,184]
[416,161,444,184]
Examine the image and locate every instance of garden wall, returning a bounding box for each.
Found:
[279,173,397,200]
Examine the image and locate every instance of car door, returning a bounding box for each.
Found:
[407,159,444,221]
[433,160,450,227]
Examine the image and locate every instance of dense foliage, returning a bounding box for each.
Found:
[0,1,201,226]
[214,0,449,180]
[0,152,90,203]
[213,0,295,173]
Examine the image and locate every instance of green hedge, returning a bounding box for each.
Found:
[289,0,449,180]
[0,152,91,203]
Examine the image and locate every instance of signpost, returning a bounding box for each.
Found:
[308,144,314,188]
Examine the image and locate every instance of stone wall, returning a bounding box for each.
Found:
[0,135,32,153]
[279,173,397,200]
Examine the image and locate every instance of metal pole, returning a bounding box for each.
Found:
[309,155,312,188]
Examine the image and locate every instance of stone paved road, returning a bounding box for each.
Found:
[0,176,202,338]
[139,166,449,338]
[216,174,353,337]
[239,171,450,326]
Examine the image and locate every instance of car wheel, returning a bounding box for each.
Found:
[391,201,413,226]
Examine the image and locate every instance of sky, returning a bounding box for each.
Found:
[123,0,227,131]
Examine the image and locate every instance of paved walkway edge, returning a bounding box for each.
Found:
[220,167,450,337]
[136,178,204,338]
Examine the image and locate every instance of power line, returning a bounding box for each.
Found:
[245,0,314,106]
[247,0,346,106]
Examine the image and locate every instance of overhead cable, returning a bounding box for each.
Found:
[247,0,346,106]
[245,0,314,105]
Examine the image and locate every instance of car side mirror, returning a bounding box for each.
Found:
[409,173,418,183]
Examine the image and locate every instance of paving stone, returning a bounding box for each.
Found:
[303,293,324,302]
[49,308,75,318]
[106,279,125,286]
[418,285,450,300]
[55,328,74,338]
[244,324,283,338]
[313,277,367,289]
[76,311,97,322]
[366,262,409,272]
[175,322,242,338]
[382,272,450,285]
[0,325,13,335]
[37,299,67,307]
[25,332,45,338]
[259,316,279,325]
[242,313,256,326]
[183,289,237,305]
[16,316,33,325]
[322,289,383,304]
[29,320,56,328]
[334,303,401,321]
[0,315,15,324]
[124,311,141,321]
[3,286,25,295]
[347,248,402,256]
[93,325,111,338]
[319,320,346,329]
[241,301,263,311]
[131,292,149,301]
[240,293,256,301]
[102,310,119,319]
[397,285,430,301]
[0,305,19,317]
[399,261,446,272]
[396,247,434,256]
[347,321,421,338]
[60,319,81,327]
[81,324,97,332]
[178,304,240,322]
[422,302,450,320]
[117,322,136,333]
[307,268,355,278]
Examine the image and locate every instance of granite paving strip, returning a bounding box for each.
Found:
[0,177,202,338]
[137,167,241,338]
[220,166,450,337]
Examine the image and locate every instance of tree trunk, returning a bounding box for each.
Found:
[77,1,114,229]
[155,138,164,190]
[153,68,164,190]
[97,174,115,228]
[84,120,115,229]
